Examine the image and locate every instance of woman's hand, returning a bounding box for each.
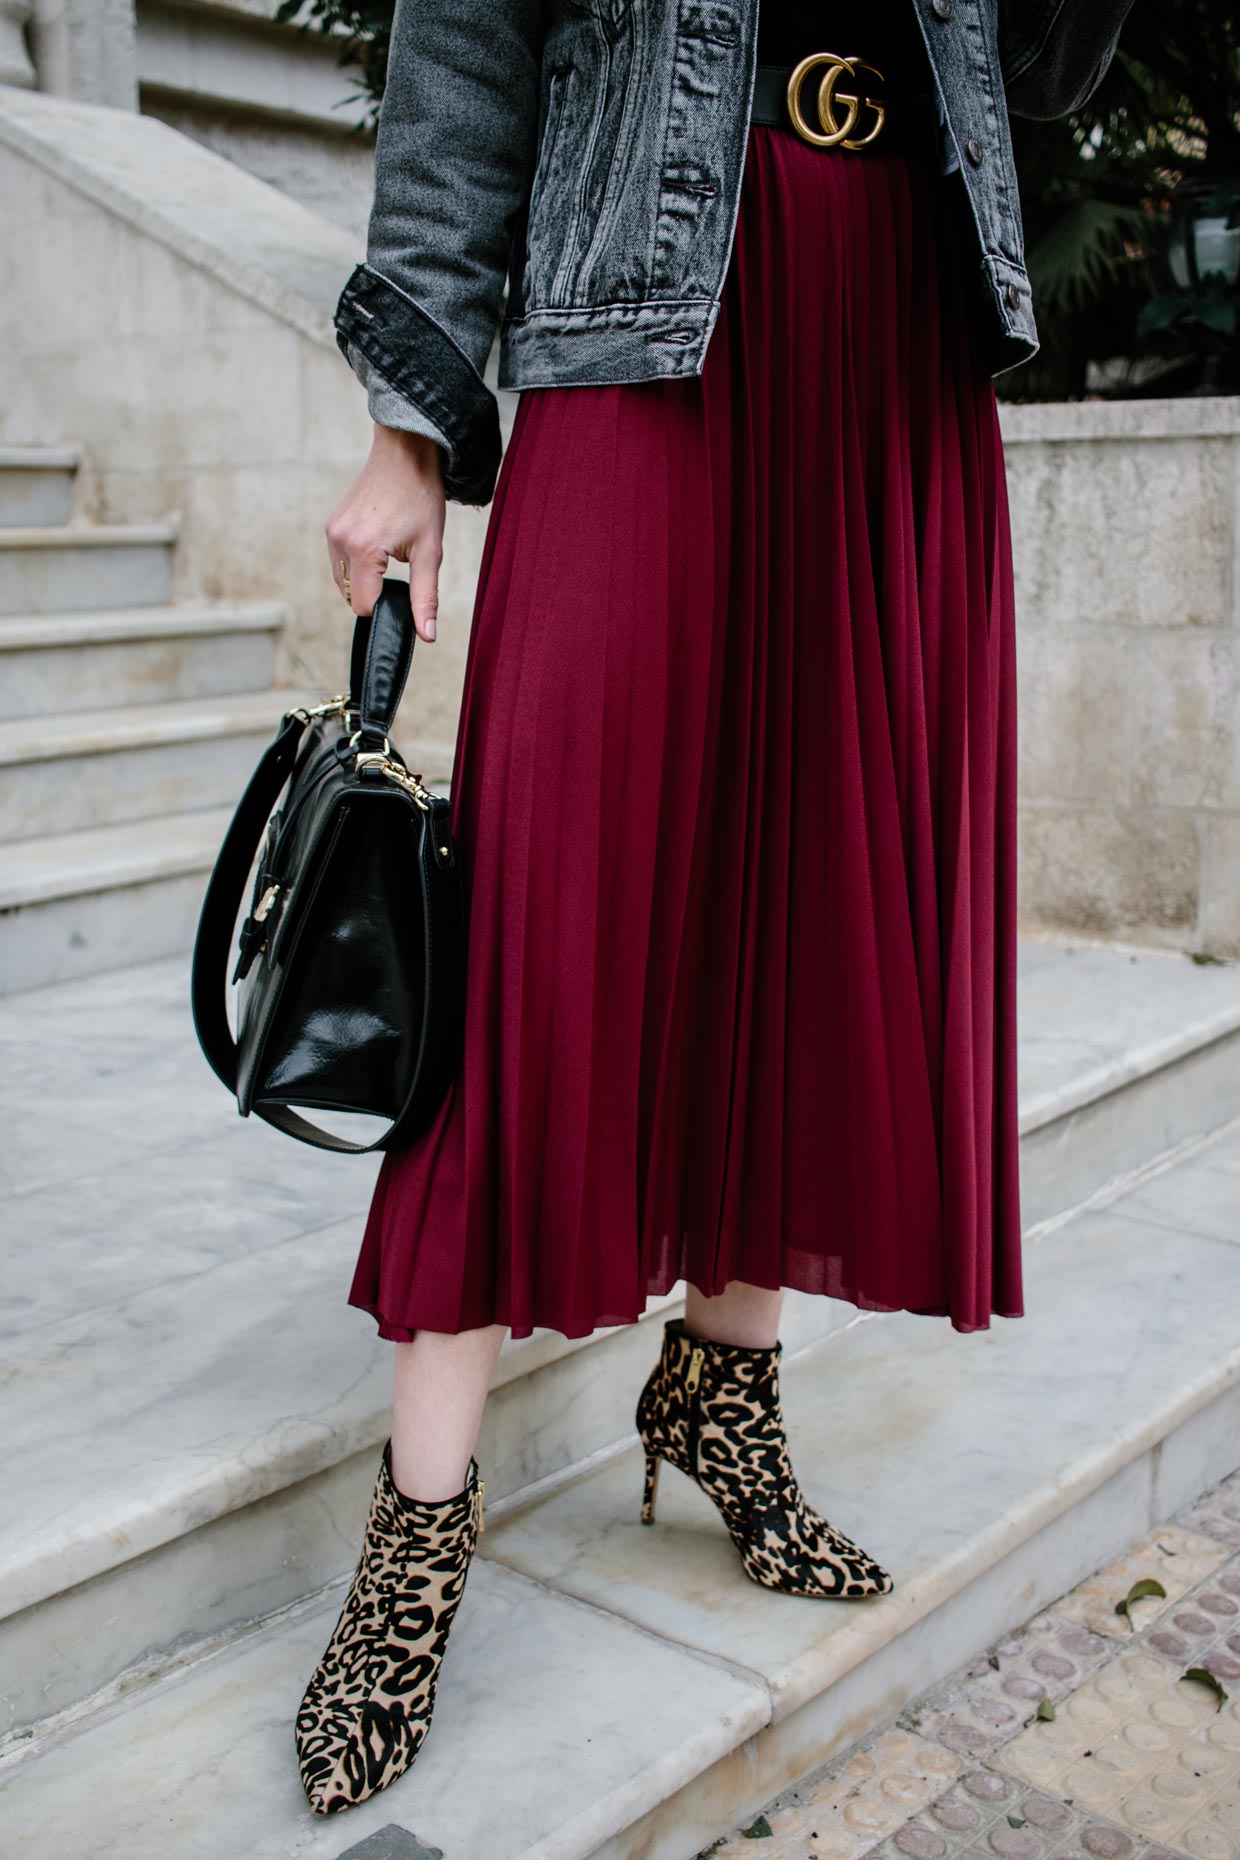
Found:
[326,424,446,641]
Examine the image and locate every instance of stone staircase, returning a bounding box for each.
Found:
[1,926,1239,1857]
[0,444,315,992]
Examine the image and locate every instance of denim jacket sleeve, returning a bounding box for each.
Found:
[333,0,545,506]
[998,0,1137,121]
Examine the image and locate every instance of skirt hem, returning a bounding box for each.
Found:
[350,1275,1027,1346]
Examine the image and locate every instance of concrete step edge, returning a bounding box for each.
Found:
[0,688,319,767]
[0,521,178,550]
[0,601,284,650]
[0,446,81,471]
[0,809,232,909]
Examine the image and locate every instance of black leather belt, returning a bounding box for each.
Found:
[751,55,942,161]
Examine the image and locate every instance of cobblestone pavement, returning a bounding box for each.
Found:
[704,1467,1240,1860]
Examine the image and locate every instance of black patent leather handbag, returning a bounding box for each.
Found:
[191,578,465,1153]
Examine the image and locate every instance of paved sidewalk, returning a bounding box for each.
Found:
[706,1468,1240,1860]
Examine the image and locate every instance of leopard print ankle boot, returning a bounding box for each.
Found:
[635,1316,893,1600]
[295,1440,483,1815]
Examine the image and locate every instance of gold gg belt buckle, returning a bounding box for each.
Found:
[786,52,888,149]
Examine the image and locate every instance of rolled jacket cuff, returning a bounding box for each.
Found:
[333,262,502,507]
[341,339,452,448]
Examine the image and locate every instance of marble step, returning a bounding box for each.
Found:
[0,686,318,840]
[3,1120,1239,1860]
[0,521,176,615]
[0,808,232,993]
[0,446,80,528]
[0,601,283,718]
[1,944,1239,1743]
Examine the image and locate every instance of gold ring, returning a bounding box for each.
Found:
[339,557,351,604]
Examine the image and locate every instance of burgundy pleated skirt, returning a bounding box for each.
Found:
[351,120,1025,1342]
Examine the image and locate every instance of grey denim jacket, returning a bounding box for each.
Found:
[334,0,1135,508]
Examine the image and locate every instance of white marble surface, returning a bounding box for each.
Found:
[1015,939,1240,1133]
[0,1558,769,1860]
[482,1176,1240,1722]
[5,942,1240,1739]
[4,1143,1240,1858]
[1098,1114,1240,1247]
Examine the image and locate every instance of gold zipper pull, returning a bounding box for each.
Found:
[474,1476,486,1535]
[685,1344,705,1393]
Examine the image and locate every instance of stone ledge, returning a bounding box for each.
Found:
[0,686,317,766]
[0,84,358,346]
[0,600,283,649]
[999,396,1240,445]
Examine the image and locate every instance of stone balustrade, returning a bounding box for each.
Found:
[1001,397,1240,958]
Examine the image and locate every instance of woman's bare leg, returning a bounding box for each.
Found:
[683,1280,783,1349]
[390,1324,507,1501]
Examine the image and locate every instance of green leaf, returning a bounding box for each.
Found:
[1026,196,1150,314]
[1183,1667,1229,1709]
[1115,1578,1168,1623]
[1007,1816,1028,1828]
[743,1817,774,1840]
[1036,1695,1057,1721]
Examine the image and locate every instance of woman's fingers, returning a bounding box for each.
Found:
[327,426,445,629]
[408,539,442,643]
[345,553,388,620]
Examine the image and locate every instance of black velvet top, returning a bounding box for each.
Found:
[755,0,931,87]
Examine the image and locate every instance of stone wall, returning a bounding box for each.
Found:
[23,0,376,235]
[135,0,376,236]
[0,83,486,768]
[1000,398,1240,959]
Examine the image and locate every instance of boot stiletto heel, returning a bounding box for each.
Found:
[641,1451,661,1524]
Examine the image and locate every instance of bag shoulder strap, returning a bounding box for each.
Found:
[191,708,306,1095]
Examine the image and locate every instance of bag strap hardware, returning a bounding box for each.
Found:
[354,749,436,813]
[253,883,281,923]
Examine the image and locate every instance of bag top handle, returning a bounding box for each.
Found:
[352,577,416,749]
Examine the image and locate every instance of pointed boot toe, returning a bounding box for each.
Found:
[296,1697,420,1816]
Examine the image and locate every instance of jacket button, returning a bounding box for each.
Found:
[1005,281,1021,312]
[966,137,985,166]
[931,0,952,17]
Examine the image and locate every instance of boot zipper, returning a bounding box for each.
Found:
[474,1477,486,1536]
[685,1344,706,1475]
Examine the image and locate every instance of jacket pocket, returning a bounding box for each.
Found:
[523,58,574,295]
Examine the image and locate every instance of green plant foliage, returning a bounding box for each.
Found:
[274,0,395,128]
[1003,0,1240,400]
[279,0,1240,398]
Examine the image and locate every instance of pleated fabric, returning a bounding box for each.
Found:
[351,122,1025,1342]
